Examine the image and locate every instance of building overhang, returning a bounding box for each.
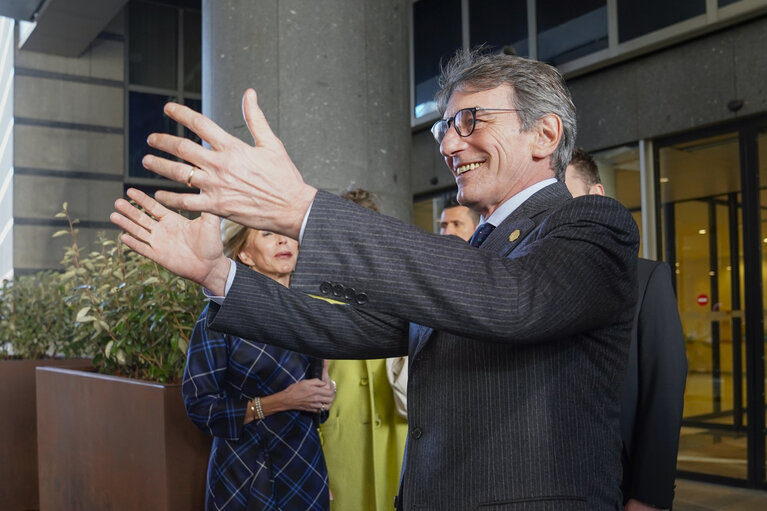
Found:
[3,0,128,58]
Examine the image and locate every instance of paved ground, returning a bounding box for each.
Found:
[674,478,767,510]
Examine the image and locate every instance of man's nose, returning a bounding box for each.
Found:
[439,124,466,157]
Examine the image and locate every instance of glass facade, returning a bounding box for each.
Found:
[127,0,201,179]
[412,0,462,119]
[469,0,528,57]
[411,0,760,123]
[129,2,178,90]
[536,0,608,66]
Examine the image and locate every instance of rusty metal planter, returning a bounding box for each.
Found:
[35,367,211,511]
[0,358,92,511]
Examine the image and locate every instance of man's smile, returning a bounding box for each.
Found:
[455,161,484,176]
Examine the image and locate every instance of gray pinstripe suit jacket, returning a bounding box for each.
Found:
[208,181,639,510]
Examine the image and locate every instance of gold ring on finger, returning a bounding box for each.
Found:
[187,167,197,188]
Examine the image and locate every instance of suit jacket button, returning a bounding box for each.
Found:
[359,377,369,386]
[355,292,368,305]
[332,283,344,297]
[411,427,422,439]
[319,281,332,295]
[344,287,356,301]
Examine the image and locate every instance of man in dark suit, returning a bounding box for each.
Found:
[112,50,639,509]
[566,148,688,511]
[439,196,480,241]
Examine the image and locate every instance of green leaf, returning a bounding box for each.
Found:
[76,307,91,322]
[51,230,70,238]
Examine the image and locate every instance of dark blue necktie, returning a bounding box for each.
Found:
[469,222,495,247]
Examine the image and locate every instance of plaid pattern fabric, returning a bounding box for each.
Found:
[183,305,329,511]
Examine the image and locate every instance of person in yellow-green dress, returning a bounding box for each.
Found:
[320,189,408,511]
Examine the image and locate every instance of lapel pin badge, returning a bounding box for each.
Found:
[509,229,521,242]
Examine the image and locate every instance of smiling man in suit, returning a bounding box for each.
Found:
[112,49,639,510]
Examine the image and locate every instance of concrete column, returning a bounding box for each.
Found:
[203,0,412,220]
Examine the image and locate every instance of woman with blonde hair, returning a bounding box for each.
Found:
[183,220,335,511]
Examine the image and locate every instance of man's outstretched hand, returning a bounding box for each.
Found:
[140,88,317,239]
[110,188,230,296]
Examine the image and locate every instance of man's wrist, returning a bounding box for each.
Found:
[202,257,233,296]
[290,184,317,240]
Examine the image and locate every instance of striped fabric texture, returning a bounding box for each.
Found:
[183,306,329,511]
[208,182,640,510]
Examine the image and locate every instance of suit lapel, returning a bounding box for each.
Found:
[411,181,572,358]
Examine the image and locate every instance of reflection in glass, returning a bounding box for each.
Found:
[617,0,706,43]
[660,133,747,479]
[129,1,178,89]
[129,92,176,179]
[469,0,528,57]
[536,0,607,66]
[413,0,462,119]
[184,9,202,93]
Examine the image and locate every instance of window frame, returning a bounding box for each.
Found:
[410,0,767,128]
[124,1,202,187]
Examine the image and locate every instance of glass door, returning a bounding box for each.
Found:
[658,121,767,488]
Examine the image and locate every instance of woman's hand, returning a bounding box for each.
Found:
[260,376,336,416]
[281,378,336,413]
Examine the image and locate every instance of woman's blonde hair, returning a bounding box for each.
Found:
[220,219,251,264]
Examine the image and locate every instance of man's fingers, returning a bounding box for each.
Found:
[125,188,173,221]
[163,102,232,152]
[142,153,190,184]
[145,134,216,173]
[110,209,151,245]
[154,188,207,213]
[119,232,153,257]
[242,89,280,148]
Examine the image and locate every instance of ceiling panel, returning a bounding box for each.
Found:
[0,0,41,21]
[19,0,128,57]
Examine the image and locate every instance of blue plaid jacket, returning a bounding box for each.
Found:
[183,305,329,511]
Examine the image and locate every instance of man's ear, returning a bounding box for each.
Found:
[588,183,606,196]
[531,114,562,160]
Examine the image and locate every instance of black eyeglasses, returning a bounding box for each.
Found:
[431,107,521,144]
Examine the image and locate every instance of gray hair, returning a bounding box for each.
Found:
[435,49,576,180]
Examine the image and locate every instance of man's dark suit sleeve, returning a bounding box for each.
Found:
[288,190,638,345]
[626,261,688,507]
[207,262,410,360]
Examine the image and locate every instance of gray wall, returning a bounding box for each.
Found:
[12,12,124,274]
[569,15,767,151]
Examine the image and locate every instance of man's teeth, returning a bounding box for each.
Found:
[456,162,481,175]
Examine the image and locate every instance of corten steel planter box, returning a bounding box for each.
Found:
[0,358,92,511]
[35,367,211,511]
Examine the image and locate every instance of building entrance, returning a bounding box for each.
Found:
[657,119,767,489]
